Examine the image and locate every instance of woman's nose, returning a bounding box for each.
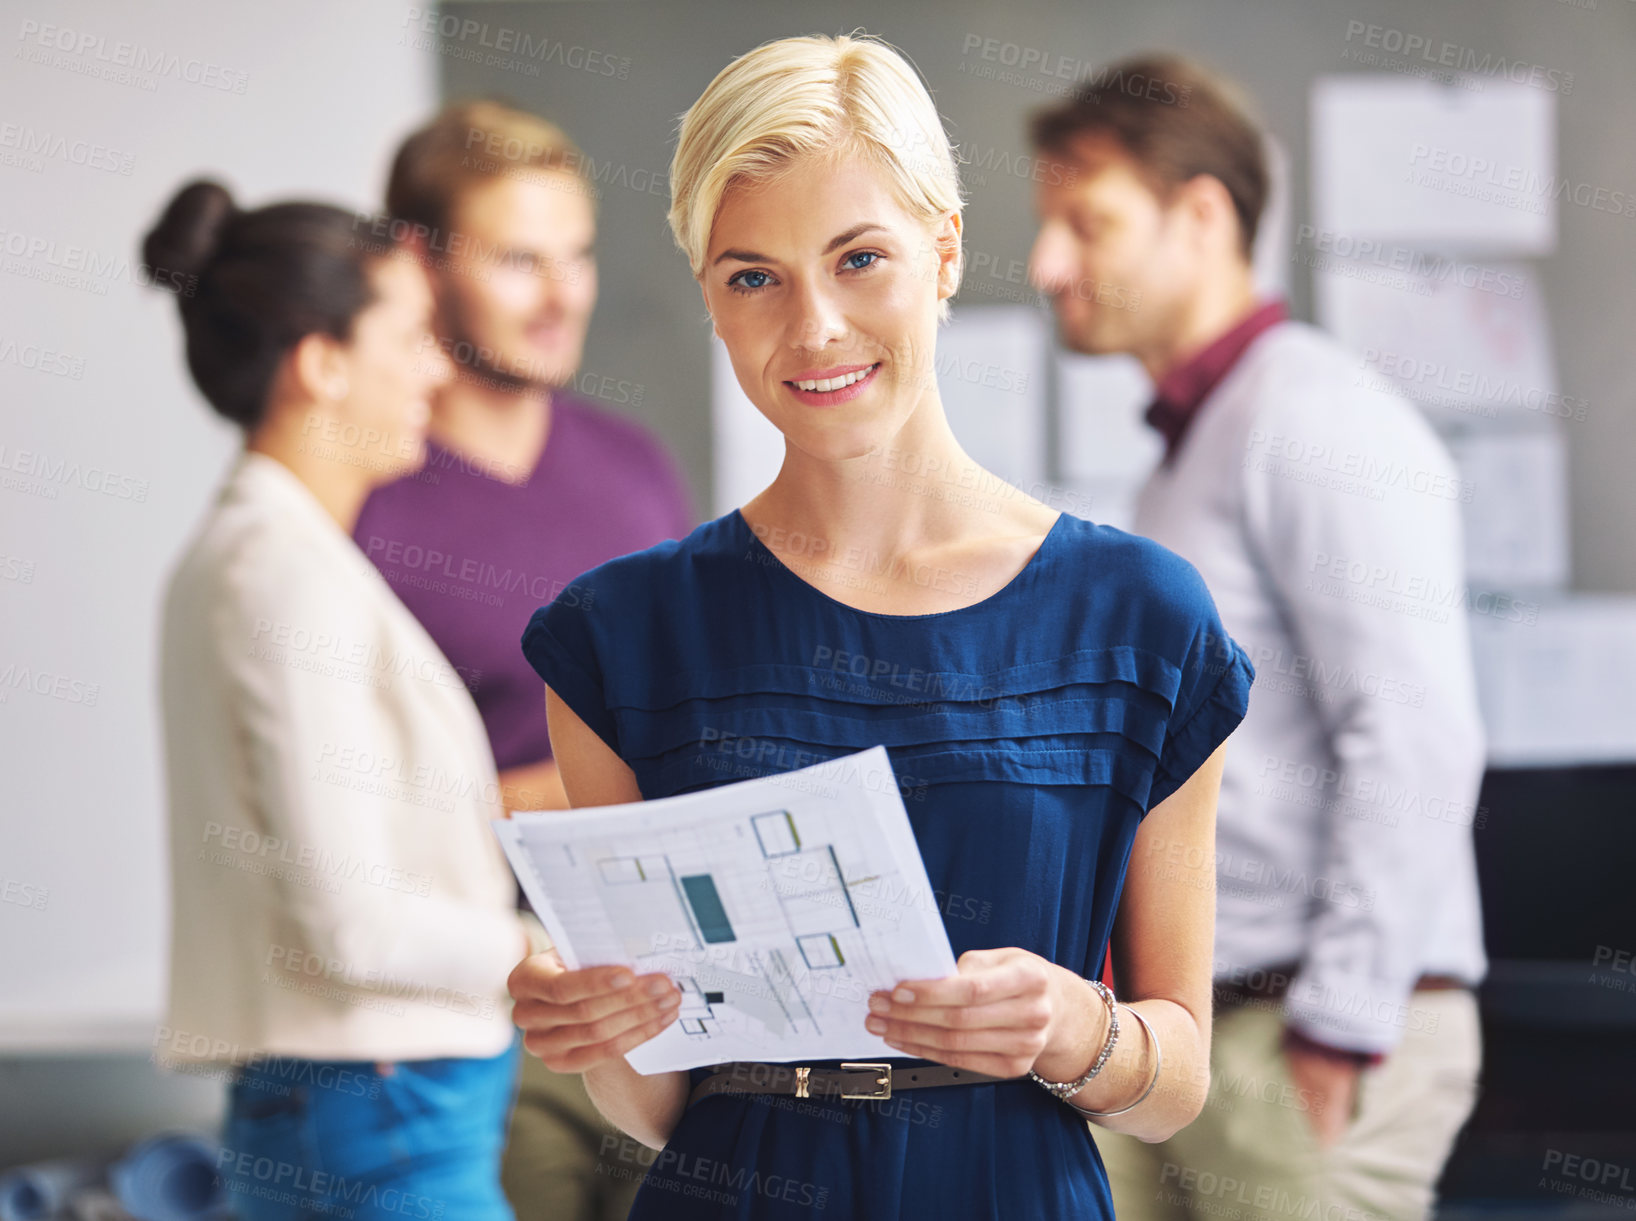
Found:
[788,285,847,350]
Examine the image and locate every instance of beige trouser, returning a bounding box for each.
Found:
[501,1052,647,1221]
[502,913,647,1221]
[1094,988,1482,1221]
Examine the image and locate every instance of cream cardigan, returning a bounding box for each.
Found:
[157,450,521,1066]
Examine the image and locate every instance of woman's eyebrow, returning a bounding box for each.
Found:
[712,222,889,267]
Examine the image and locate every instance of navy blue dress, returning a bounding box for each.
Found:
[520,507,1254,1220]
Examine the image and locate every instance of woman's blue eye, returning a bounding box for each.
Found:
[729,269,771,292]
[726,252,879,295]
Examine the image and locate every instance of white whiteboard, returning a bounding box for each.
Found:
[0,0,437,1052]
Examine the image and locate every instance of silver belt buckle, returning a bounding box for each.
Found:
[839,1061,892,1100]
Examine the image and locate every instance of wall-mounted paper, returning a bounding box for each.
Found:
[1054,351,1159,528]
[1315,259,1567,431]
[710,336,785,517]
[1470,596,1636,766]
[933,305,1049,496]
[1447,426,1570,591]
[1311,76,1556,256]
[1055,352,1158,483]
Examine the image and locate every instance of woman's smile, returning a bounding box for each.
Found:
[783,360,882,406]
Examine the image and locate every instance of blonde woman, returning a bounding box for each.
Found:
[508,33,1254,1218]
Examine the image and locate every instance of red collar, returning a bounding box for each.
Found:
[1144,299,1288,463]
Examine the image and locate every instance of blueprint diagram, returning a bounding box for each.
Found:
[493,745,957,1073]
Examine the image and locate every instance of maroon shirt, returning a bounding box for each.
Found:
[353,393,694,771]
[1144,299,1288,464]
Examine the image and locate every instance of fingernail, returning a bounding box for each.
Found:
[892,987,915,1004]
[868,996,890,1014]
[865,1016,886,1034]
[646,978,670,997]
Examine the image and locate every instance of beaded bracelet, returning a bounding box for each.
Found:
[1028,978,1119,1101]
[1072,1003,1161,1118]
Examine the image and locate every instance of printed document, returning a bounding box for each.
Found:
[492,745,957,1073]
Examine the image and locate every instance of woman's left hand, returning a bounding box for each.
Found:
[865,947,1089,1080]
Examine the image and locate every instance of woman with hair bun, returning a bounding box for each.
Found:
[507,32,1254,1219]
[148,179,528,1219]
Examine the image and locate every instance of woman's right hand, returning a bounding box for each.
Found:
[507,950,681,1073]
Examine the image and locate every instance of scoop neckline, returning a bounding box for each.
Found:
[733,506,1066,621]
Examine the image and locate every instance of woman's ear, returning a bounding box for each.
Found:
[933,211,964,302]
[288,332,350,403]
[698,280,721,340]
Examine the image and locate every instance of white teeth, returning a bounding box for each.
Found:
[795,364,876,392]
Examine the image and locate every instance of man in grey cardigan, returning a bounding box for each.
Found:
[1026,56,1486,1220]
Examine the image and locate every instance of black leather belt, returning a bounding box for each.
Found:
[1214,963,1472,1009]
[687,1060,1009,1108]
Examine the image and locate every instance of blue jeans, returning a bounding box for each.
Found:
[218,1038,521,1220]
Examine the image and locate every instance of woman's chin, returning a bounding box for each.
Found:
[757,397,909,466]
[790,430,895,466]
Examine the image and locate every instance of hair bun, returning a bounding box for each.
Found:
[141,179,237,289]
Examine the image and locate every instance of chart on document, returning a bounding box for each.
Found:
[492,745,958,1074]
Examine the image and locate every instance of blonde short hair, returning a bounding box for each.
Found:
[668,32,965,322]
